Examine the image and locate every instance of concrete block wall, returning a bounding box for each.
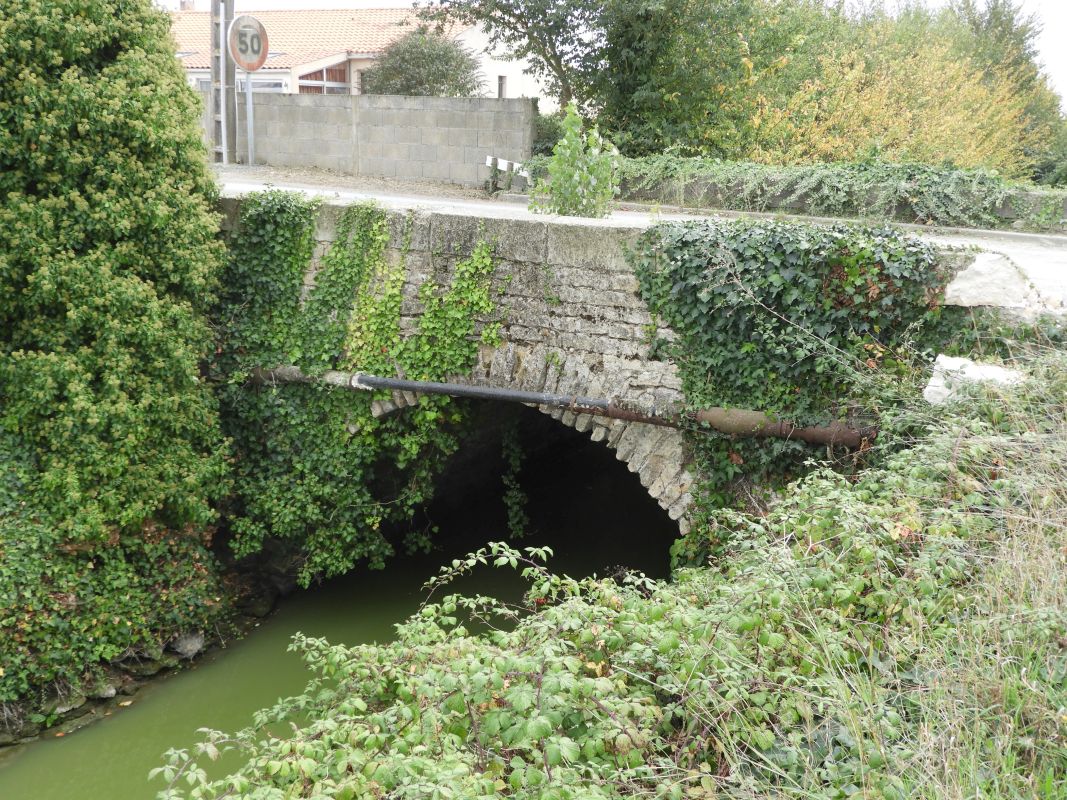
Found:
[214,92,535,187]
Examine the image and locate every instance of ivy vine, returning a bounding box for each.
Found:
[216,192,502,584]
[632,218,952,507]
[500,417,530,540]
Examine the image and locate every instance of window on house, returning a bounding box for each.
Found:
[235,78,286,93]
[197,78,211,92]
[497,76,507,98]
[298,64,350,95]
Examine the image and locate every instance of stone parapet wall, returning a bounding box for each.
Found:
[219,193,1047,532]
[618,176,1067,232]
[203,91,535,187]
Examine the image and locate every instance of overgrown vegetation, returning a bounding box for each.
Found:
[618,155,1067,230]
[217,192,501,585]
[156,347,1067,799]
[524,153,1067,230]
[422,0,1067,184]
[0,0,227,705]
[532,110,565,157]
[631,217,958,504]
[531,104,619,218]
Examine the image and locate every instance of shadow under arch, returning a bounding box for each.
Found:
[406,400,681,581]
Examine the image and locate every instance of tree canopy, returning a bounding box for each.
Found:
[420,0,1066,181]
[362,29,483,97]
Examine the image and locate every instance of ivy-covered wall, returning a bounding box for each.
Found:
[217,197,704,536]
[214,194,1014,579]
[215,194,508,585]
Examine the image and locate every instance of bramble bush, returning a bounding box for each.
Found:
[614,154,1067,230]
[155,348,1067,799]
[0,0,227,704]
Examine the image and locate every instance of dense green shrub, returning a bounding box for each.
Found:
[217,193,501,584]
[0,434,222,703]
[531,104,619,218]
[531,111,565,157]
[362,29,482,97]
[156,349,1067,798]
[0,0,227,702]
[0,0,227,540]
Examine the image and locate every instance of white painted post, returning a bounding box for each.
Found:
[215,0,228,164]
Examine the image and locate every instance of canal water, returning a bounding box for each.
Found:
[0,407,677,799]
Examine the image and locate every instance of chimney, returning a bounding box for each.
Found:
[180,0,195,10]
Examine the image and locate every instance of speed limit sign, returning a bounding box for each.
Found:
[227,15,269,73]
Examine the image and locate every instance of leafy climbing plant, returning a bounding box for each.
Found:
[631,217,953,504]
[216,193,504,584]
[0,0,228,705]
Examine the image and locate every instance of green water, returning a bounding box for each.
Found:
[0,411,675,799]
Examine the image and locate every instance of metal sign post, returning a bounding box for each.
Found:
[227,15,269,165]
[245,68,255,165]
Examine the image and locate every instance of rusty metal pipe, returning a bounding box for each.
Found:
[251,366,876,448]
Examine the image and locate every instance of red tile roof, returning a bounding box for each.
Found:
[170,9,450,71]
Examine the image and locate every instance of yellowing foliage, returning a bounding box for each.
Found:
[751,35,1039,177]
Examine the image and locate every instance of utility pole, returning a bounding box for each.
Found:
[210,0,236,163]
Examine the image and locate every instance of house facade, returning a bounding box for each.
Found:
[169,8,548,104]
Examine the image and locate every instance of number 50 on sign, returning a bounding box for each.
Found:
[227,15,269,73]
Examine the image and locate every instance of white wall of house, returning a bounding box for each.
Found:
[455,27,554,111]
[185,68,292,92]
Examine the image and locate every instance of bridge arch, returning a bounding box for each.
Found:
[224,200,703,531]
[372,343,696,532]
[327,206,701,530]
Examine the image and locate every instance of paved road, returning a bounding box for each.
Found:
[216,165,1067,318]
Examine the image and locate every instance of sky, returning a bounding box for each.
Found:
[159,0,1066,107]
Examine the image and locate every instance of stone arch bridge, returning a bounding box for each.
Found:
[221,193,1064,534]
[225,199,699,530]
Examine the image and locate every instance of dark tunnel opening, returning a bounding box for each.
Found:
[409,400,679,581]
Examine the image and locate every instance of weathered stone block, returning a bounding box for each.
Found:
[420,159,452,181]
[359,157,396,178]
[381,142,411,162]
[449,127,480,147]
[421,126,451,146]
[394,159,424,179]
[361,125,393,144]
[429,213,483,256]
[393,126,423,145]
[450,163,481,189]
[546,224,642,272]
